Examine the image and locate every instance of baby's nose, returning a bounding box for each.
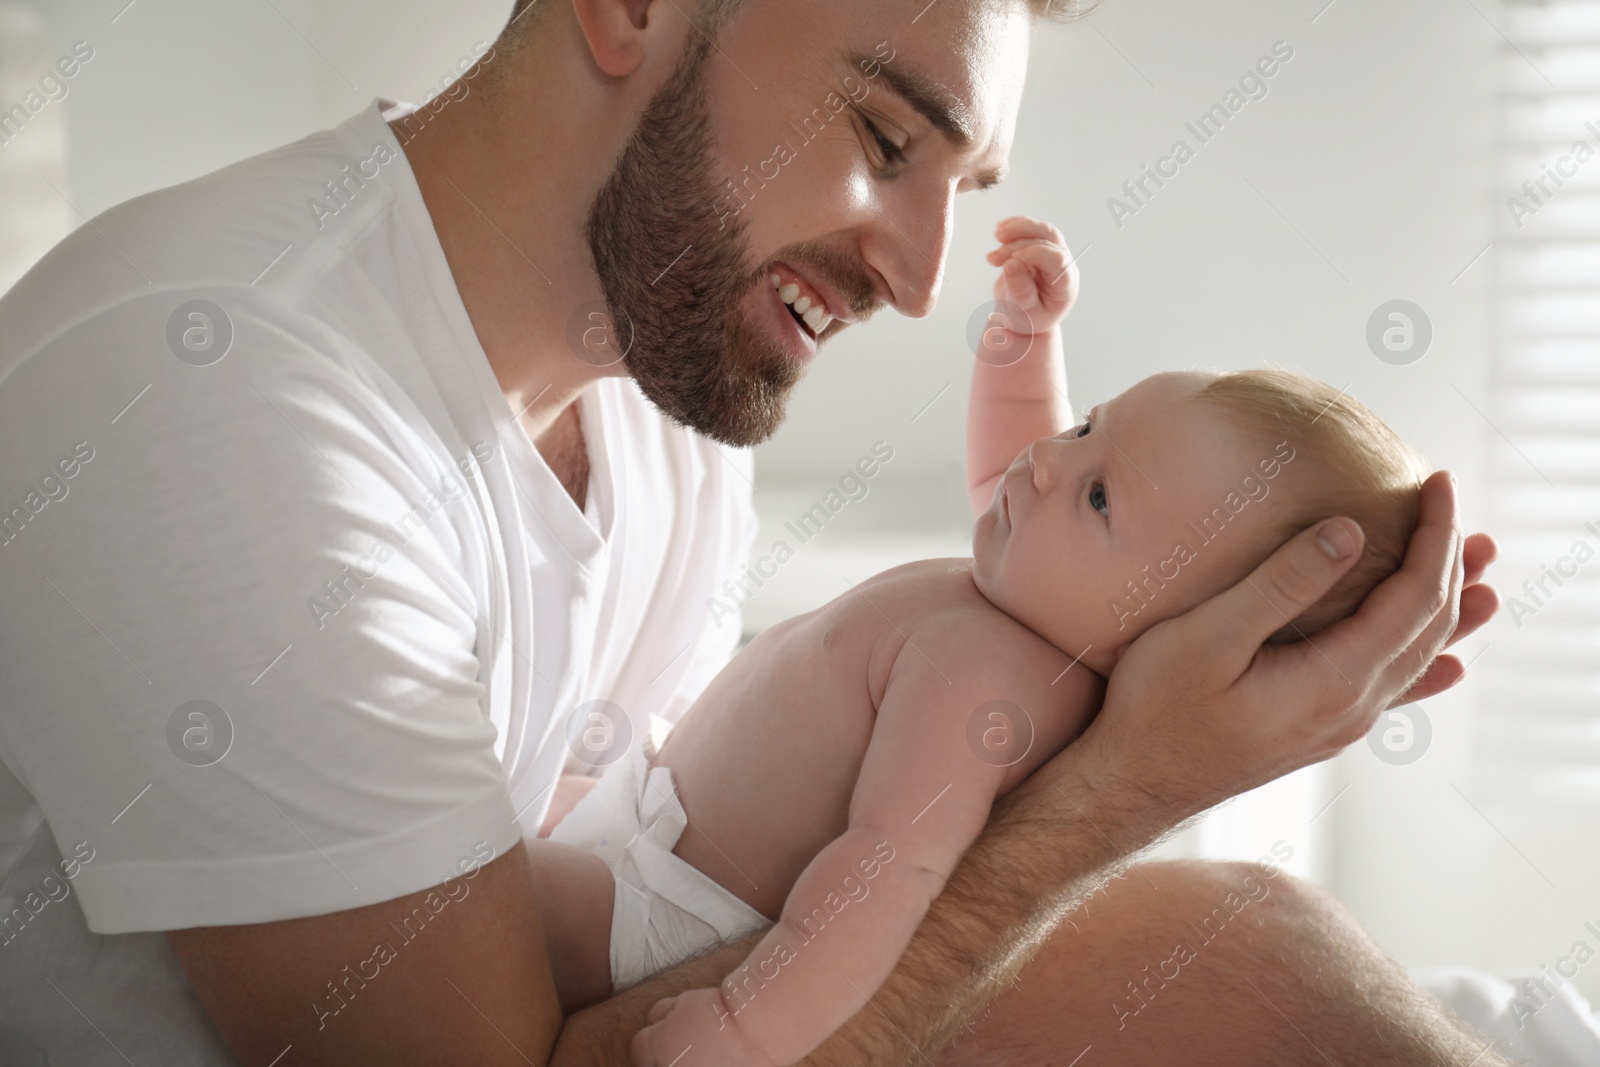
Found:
[1027,441,1055,493]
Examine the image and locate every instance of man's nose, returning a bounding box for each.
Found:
[871,179,956,318]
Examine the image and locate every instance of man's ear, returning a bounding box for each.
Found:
[571,0,656,77]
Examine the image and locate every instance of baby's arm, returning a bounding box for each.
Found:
[966,216,1080,517]
[629,631,1019,1067]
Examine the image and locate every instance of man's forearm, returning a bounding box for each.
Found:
[803,743,1183,1065]
[548,743,1183,1066]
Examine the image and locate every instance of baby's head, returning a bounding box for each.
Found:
[971,369,1428,675]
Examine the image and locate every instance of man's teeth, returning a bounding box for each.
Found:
[770,272,833,336]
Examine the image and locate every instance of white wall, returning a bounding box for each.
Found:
[10,0,1570,1001]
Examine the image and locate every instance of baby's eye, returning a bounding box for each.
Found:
[1088,480,1109,517]
[1075,422,1092,438]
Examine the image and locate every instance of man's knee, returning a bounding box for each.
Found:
[1120,859,1342,959]
[1134,857,1326,906]
[1121,859,1389,995]
[948,859,1486,1067]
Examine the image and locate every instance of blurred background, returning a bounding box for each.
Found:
[3,0,1595,1011]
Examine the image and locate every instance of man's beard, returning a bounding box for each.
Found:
[583,32,799,448]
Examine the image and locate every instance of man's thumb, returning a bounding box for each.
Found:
[1198,517,1364,654]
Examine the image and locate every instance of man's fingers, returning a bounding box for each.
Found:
[1415,518,1466,660]
[1444,581,1500,651]
[1463,531,1498,587]
[1319,472,1459,681]
[1378,477,1465,697]
[1396,578,1492,705]
[1390,652,1464,708]
[1190,516,1364,662]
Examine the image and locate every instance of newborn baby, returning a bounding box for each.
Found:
[534,219,1428,1067]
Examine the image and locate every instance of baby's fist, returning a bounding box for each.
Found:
[984,215,1079,334]
[630,987,779,1067]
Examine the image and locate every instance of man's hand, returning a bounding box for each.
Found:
[1080,470,1498,818]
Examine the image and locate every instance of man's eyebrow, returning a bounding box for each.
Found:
[847,52,1006,190]
[865,58,974,146]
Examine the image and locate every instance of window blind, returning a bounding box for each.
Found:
[1479,0,1600,803]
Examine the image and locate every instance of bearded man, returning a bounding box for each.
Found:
[0,1,1502,1064]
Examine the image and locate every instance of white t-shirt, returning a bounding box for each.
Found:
[0,98,756,1064]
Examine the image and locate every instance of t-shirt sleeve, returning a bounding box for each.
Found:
[0,292,520,934]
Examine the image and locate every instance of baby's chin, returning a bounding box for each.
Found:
[968,526,997,587]
[968,551,1001,607]
[988,591,1113,674]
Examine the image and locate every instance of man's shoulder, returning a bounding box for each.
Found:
[0,103,400,366]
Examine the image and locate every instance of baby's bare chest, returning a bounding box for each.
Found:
[701,559,1048,738]
[659,559,1090,917]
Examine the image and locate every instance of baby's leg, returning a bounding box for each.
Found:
[523,837,615,1014]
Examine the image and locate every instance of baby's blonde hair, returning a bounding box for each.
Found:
[1193,369,1430,642]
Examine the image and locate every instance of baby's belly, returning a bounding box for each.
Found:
[653,614,878,920]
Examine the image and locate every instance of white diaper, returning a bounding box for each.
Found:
[548,733,771,991]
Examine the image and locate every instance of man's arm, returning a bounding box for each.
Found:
[167,838,566,1067]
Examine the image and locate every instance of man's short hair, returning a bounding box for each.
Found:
[503,0,1095,38]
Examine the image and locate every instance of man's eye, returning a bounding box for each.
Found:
[1088,481,1109,517]
[860,115,905,166]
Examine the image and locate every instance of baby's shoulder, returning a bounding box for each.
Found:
[904,592,1073,683]
[890,576,1102,693]
[883,595,1103,785]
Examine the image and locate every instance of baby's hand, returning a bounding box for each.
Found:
[630,987,780,1067]
[984,215,1080,336]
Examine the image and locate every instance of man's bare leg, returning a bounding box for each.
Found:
[938,859,1509,1067]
